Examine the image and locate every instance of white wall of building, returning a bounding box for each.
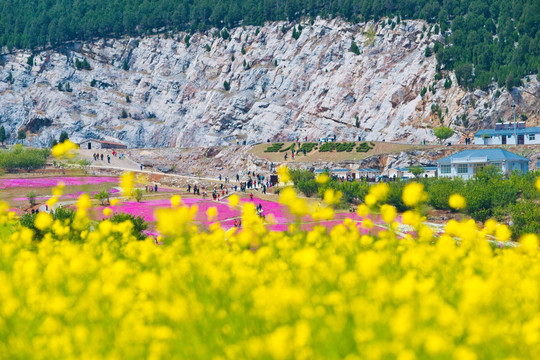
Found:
[474,133,540,145]
[438,160,528,179]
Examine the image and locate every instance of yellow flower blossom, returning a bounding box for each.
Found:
[277,165,291,183]
[228,194,239,207]
[34,212,53,230]
[170,195,182,207]
[402,182,427,207]
[120,172,135,196]
[315,174,329,184]
[520,234,538,254]
[323,188,342,206]
[448,194,466,209]
[380,204,397,223]
[206,207,218,221]
[357,204,370,217]
[51,139,79,159]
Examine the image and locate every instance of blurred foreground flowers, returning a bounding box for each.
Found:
[0,162,539,359]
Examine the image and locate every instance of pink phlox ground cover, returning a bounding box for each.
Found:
[0,176,118,189]
[13,189,120,201]
[93,196,400,235]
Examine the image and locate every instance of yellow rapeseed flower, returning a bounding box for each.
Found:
[494,224,511,242]
[367,183,390,205]
[228,194,239,207]
[536,176,540,191]
[356,204,370,217]
[277,165,291,183]
[51,139,79,159]
[520,234,538,254]
[323,189,342,206]
[34,212,53,230]
[402,182,427,207]
[315,174,329,184]
[206,207,218,221]
[380,204,397,223]
[448,194,466,209]
[170,195,182,207]
[120,172,135,197]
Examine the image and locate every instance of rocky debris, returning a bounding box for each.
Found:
[0,19,538,149]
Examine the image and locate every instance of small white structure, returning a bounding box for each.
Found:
[474,123,540,145]
[388,166,437,180]
[357,168,381,180]
[436,149,529,179]
[79,139,128,150]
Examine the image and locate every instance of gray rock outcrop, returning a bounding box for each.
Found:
[0,18,538,148]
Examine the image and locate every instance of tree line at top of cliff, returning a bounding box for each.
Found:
[0,0,538,91]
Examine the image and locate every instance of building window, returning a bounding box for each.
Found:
[529,134,535,141]
[457,164,468,174]
[491,162,502,170]
[440,165,451,174]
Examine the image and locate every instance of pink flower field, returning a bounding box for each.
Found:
[95,196,390,234]
[13,189,120,202]
[0,176,118,189]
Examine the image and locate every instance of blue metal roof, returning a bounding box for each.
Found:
[314,168,349,173]
[358,168,381,172]
[393,166,437,172]
[436,149,530,163]
[475,127,540,137]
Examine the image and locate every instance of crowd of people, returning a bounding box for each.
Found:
[92,150,124,164]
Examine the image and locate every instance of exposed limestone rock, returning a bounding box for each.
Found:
[0,19,538,148]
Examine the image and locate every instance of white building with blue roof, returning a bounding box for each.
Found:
[474,122,540,145]
[436,149,529,179]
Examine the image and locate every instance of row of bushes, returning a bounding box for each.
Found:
[356,142,373,152]
[0,145,50,172]
[263,143,284,152]
[298,142,318,153]
[21,209,148,241]
[265,142,374,154]
[290,167,540,239]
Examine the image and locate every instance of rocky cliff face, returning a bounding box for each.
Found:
[0,18,538,148]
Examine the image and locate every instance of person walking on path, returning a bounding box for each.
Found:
[154,184,158,192]
[107,155,110,164]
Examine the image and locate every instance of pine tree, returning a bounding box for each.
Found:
[0,125,6,145]
[59,131,69,143]
[17,129,26,143]
[122,60,129,71]
[223,81,230,91]
[350,41,360,55]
